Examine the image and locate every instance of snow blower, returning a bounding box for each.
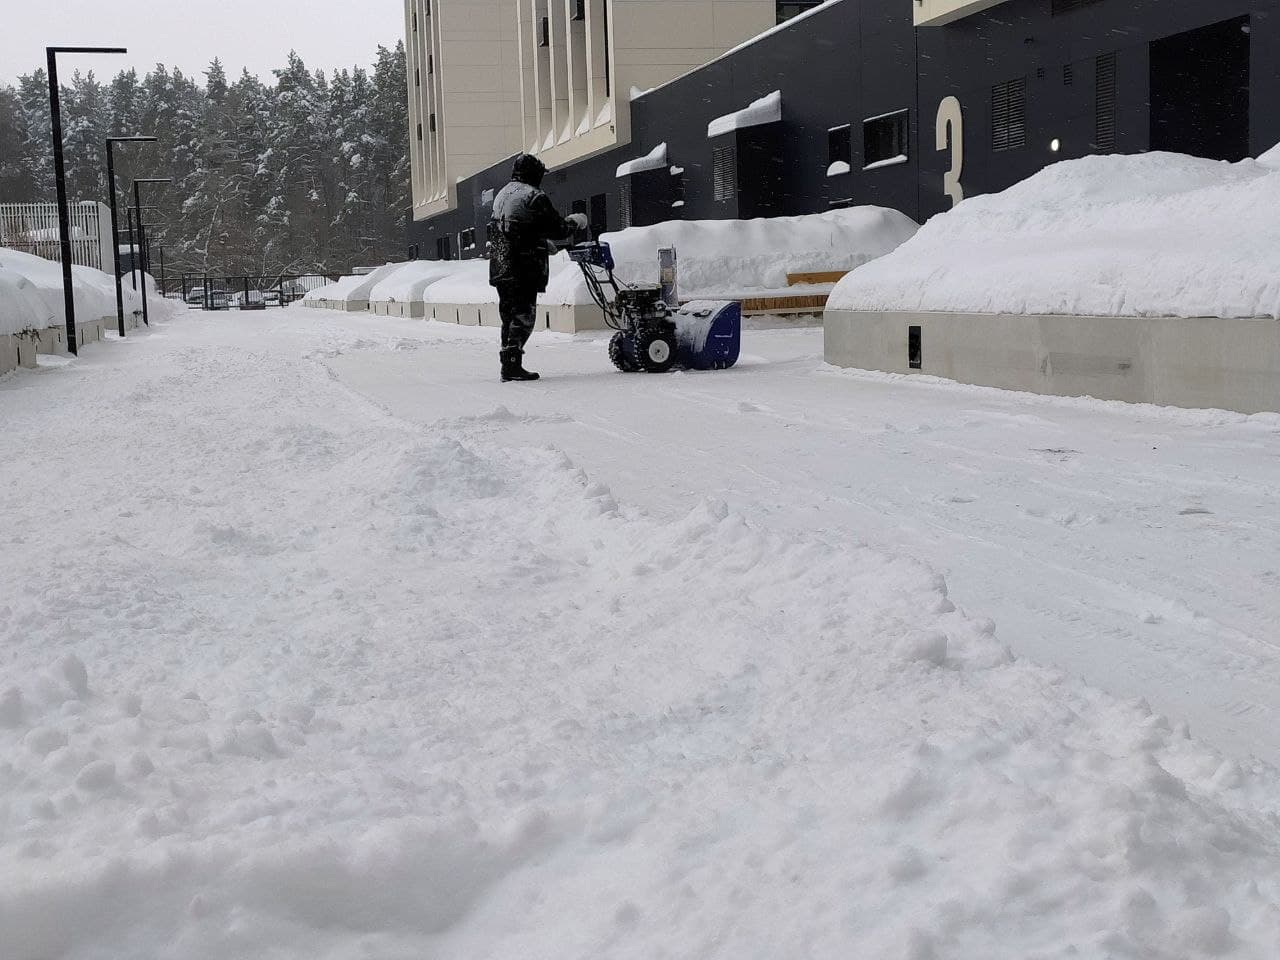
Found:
[567,239,741,373]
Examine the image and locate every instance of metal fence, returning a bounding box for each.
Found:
[0,201,113,270]
[162,274,341,310]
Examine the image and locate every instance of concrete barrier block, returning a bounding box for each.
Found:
[0,334,18,376]
[824,309,1280,414]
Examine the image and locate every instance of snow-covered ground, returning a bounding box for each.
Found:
[3,308,1280,959]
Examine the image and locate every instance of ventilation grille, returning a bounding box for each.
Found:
[1095,52,1117,150]
[1063,63,1074,86]
[618,180,632,229]
[712,144,737,202]
[992,78,1026,152]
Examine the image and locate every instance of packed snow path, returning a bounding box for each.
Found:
[2,310,1279,959]
[329,315,1280,769]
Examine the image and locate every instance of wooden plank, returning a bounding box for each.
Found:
[740,293,830,315]
[786,270,848,286]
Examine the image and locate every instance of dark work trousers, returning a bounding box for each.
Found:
[496,283,538,360]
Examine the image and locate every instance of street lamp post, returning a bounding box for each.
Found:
[47,45,126,355]
[133,178,172,327]
[106,135,156,337]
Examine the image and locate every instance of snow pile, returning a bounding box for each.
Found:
[615,142,668,179]
[3,316,1279,957]
[707,90,781,139]
[0,246,178,333]
[367,260,468,304]
[301,262,400,307]
[830,150,1280,318]
[542,206,918,305]
[0,267,55,336]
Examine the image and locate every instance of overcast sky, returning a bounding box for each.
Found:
[1,0,405,86]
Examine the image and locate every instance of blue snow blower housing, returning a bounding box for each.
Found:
[568,239,741,373]
[672,300,741,371]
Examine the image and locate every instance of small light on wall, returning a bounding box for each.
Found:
[1050,138,1062,153]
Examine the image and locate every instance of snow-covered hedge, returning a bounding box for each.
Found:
[829,147,1280,319]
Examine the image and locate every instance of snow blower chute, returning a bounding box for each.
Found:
[567,239,741,373]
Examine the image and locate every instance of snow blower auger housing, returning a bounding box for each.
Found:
[568,240,741,373]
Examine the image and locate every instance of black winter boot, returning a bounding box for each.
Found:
[500,348,539,382]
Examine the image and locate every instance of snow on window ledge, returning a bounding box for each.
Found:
[863,154,909,172]
[827,160,851,177]
[615,143,668,179]
[707,90,782,139]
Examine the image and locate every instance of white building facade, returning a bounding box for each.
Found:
[405,0,778,221]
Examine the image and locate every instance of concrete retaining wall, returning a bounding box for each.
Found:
[537,302,607,334]
[371,301,427,318]
[427,302,500,327]
[824,310,1280,414]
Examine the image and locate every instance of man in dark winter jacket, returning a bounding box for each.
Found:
[488,153,587,381]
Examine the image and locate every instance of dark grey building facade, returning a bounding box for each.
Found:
[409,0,1277,259]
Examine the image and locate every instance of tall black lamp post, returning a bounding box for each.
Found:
[106,135,156,337]
[48,45,126,355]
[132,178,171,326]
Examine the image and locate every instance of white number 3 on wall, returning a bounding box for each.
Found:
[935,96,964,208]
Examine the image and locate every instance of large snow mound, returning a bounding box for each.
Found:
[543,206,918,306]
[0,267,55,336]
[301,263,400,306]
[0,247,180,334]
[2,321,1279,958]
[829,150,1280,319]
[421,258,494,305]
[367,260,468,303]
[0,247,176,335]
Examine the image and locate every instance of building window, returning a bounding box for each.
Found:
[712,144,737,202]
[670,165,686,210]
[776,1,821,24]
[992,78,1027,151]
[428,54,433,75]
[424,0,431,15]
[827,124,852,175]
[429,113,436,133]
[863,110,908,168]
[412,10,417,31]
[601,1,611,97]
[415,68,420,87]
[460,228,476,252]
[539,16,550,47]
[1094,52,1117,150]
[416,122,423,141]
[589,193,607,237]
[571,0,586,21]
[436,235,452,260]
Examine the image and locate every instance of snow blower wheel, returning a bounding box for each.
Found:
[636,331,677,373]
[608,331,640,372]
